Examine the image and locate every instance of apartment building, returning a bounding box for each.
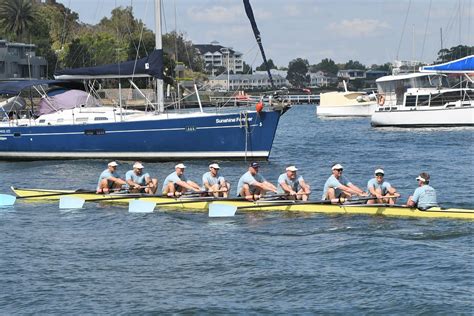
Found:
[208,73,287,91]
[0,40,47,79]
[194,41,243,75]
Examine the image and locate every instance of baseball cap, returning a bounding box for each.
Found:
[209,163,220,169]
[108,161,118,167]
[332,163,343,170]
[175,163,186,169]
[133,162,144,169]
[249,162,260,168]
[374,168,384,175]
[416,172,430,182]
[286,166,298,171]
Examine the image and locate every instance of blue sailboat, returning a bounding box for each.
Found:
[0,0,288,161]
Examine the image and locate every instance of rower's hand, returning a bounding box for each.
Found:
[220,187,228,192]
[289,190,297,196]
[393,192,401,198]
[193,188,201,193]
[360,192,369,197]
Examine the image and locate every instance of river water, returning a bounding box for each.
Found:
[0,104,473,314]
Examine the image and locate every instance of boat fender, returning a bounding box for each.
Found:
[377,94,385,106]
[256,101,264,112]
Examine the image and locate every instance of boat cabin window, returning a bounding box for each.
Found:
[76,117,88,123]
[56,118,64,123]
[94,117,108,121]
[38,119,45,123]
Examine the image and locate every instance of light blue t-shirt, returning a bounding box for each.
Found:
[202,171,225,189]
[412,185,438,209]
[367,178,392,195]
[236,171,265,195]
[97,169,120,188]
[125,170,150,185]
[322,175,352,199]
[277,173,303,194]
[162,171,187,191]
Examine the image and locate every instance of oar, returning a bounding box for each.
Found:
[209,199,333,217]
[1,189,100,206]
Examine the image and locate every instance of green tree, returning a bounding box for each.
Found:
[436,45,473,62]
[343,60,366,70]
[255,58,276,71]
[286,58,310,88]
[370,63,391,72]
[0,0,36,41]
[243,61,252,74]
[162,31,203,72]
[310,58,339,74]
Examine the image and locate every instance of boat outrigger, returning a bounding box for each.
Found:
[7,187,474,220]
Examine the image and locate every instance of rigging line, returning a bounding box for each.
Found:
[54,0,72,75]
[420,0,431,62]
[396,0,411,60]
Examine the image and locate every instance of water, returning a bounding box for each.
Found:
[0,105,473,314]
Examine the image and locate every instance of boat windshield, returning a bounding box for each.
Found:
[377,74,449,94]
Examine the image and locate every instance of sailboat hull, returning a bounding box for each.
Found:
[0,110,281,160]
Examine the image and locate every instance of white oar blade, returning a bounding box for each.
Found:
[129,200,156,213]
[0,194,16,206]
[59,196,85,209]
[209,203,237,217]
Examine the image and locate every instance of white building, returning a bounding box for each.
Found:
[208,73,288,91]
[309,71,338,87]
[194,41,243,75]
[337,69,366,80]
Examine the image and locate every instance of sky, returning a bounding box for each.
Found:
[57,0,473,68]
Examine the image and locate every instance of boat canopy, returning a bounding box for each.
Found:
[0,80,84,95]
[37,89,100,115]
[420,55,474,73]
[54,49,163,80]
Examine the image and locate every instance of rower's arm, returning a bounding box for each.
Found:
[279,181,295,194]
[110,176,126,186]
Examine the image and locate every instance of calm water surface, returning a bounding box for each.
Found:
[0,105,473,314]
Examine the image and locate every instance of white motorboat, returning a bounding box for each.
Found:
[371,56,474,127]
[317,90,377,117]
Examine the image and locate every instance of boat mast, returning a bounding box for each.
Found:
[155,0,164,112]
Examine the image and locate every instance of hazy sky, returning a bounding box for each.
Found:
[58,0,473,68]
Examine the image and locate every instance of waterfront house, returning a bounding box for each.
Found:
[0,40,47,79]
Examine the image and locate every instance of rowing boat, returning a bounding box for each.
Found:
[10,187,474,220]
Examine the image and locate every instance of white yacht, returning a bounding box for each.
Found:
[371,56,474,127]
[317,82,377,117]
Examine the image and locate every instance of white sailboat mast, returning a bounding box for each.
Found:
[155,0,164,112]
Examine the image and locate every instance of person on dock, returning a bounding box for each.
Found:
[366,168,400,204]
[277,165,311,201]
[236,162,278,201]
[202,163,230,198]
[96,161,127,194]
[125,162,158,194]
[322,163,367,202]
[162,163,201,197]
[406,172,438,210]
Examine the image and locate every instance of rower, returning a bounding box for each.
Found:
[277,165,311,201]
[96,161,127,194]
[162,163,201,196]
[236,162,277,201]
[366,168,400,204]
[406,172,438,210]
[125,162,158,194]
[202,163,230,198]
[322,163,367,202]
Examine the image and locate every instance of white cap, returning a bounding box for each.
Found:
[108,161,118,167]
[133,162,144,169]
[209,163,220,169]
[286,166,298,171]
[332,163,343,170]
[175,163,186,169]
[374,168,384,175]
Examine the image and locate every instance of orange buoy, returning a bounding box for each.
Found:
[256,101,264,112]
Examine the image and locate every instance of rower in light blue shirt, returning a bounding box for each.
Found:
[277,165,311,201]
[322,163,367,201]
[366,168,400,204]
[202,163,230,198]
[407,172,438,210]
[162,163,201,196]
[236,162,277,200]
[125,162,158,194]
[96,161,126,194]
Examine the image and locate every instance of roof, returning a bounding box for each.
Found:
[376,72,438,83]
[194,44,237,56]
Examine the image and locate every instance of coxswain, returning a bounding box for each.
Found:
[406,172,438,210]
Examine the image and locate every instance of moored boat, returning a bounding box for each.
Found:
[11,187,474,220]
[317,90,377,117]
[371,55,474,127]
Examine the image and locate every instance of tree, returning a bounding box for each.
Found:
[343,60,366,70]
[370,63,391,72]
[243,62,252,74]
[436,45,473,63]
[286,58,310,88]
[0,0,36,41]
[162,31,203,72]
[310,58,339,74]
[255,59,276,71]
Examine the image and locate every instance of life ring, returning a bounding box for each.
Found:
[377,94,385,106]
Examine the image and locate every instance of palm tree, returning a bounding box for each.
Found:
[0,0,36,41]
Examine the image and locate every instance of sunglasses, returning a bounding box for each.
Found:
[334,169,343,172]
[375,173,384,177]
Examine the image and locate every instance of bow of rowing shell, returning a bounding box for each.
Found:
[11,187,474,220]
